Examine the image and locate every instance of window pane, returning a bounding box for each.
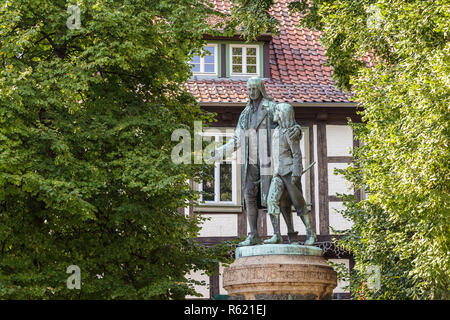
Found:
[247,56,256,65]
[232,64,242,73]
[192,55,201,64]
[204,46,215,56]
[232,56,242,65]
[204,63,215,73]
[191,63,200,72]
[247,65,257,73]
[232,47,242,56]
[247,47,257,56]
[202,166,215,201]
[204,54,215,64]
[220,163,232,202]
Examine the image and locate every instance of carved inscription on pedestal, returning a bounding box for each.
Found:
[224,265,335,285]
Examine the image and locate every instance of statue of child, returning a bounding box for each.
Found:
[264,103,317,246]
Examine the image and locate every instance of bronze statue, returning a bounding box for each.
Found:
[209,77,316,246]
[264,103,316,246]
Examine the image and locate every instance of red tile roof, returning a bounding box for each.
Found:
[186,0,351,104]
[185,79,349,103]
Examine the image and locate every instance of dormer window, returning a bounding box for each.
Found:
[190,44,218,76]
[230,44,259,76]
[188,41,265,78]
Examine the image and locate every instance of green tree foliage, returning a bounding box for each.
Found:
[0,0,232,299]
[231,0,449,299]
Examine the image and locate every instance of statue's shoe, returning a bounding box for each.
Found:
[263,234,283,244]
[304,233,317,246]
[238,234,261,247]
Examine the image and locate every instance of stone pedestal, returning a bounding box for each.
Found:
[223,244,337,300]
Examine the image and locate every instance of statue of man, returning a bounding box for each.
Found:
[209,77,300,246]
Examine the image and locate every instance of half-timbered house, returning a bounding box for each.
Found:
[184,0,361,299]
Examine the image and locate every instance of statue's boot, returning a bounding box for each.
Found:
[239,201,261,246]
[264,215,283,244]
[238,232,261,246]
[300,214,317,245]
[304,230,317,246]
[288,231,299,245]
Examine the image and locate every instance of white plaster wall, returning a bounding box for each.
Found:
[329,258,350,294]
[198,214,238,237]
[185,270,210,299]
[328,163,353,196]
[329,201,353,234]
[218,263,228,295]
[313,125,320,234]
[326,125,353,157]
[299,128,308,199]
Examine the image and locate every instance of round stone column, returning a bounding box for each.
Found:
[222,244,337,300]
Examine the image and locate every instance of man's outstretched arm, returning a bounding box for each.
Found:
[207,109,247,162]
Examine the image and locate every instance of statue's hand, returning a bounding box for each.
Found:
[205,149,222,164]
[286,125,301,140]
[291,175,300,185]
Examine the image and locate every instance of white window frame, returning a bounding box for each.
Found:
[191,43,218,76]
[229,44,260,76]
[198,129,238,206]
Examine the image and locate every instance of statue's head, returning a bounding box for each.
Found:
[274,103,296,128]
[247,77,271,103]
